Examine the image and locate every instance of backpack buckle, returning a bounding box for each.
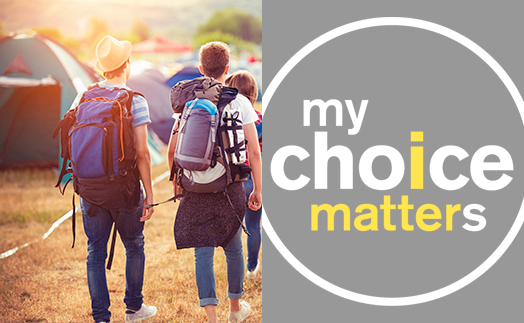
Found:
[119,169,128,176]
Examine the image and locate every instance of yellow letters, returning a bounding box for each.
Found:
[311,204,351,231]
[416,204,442,231]
[354,204,378,231]
[411,131,424,189]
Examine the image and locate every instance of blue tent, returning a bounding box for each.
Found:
[166,66,203,88]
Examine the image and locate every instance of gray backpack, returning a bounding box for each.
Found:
[175,98,219,171]
[174,98,227,192]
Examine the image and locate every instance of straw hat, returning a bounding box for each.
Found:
[95,35,132,73]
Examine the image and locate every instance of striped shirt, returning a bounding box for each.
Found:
[69,81,151,127]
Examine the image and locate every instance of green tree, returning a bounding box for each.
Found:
[192,30,255,53]
[32,27,83,58]
[129,19,151,43]
[196,8,262,45]
[32,27,64,43]
[62,37,84,58]
[86,18,109,48]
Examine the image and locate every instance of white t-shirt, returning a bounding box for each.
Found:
[229,93,259,125]
[172,93,258,125]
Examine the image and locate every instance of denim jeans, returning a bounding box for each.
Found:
[80,193,145,323]
[194,228,244,307]
[243,174,262,271]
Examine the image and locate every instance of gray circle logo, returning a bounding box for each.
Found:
[263,18,524,306]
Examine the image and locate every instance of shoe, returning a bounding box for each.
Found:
[229,300,251,323]
[246,261,261,280]
[125,304,157,322]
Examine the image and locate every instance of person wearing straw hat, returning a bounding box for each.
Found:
[68,35,157,323]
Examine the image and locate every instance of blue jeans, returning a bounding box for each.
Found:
[243,174,262,271]
[194,228,244,307]
[81,193,145,323]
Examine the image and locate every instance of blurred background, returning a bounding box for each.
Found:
[0,0,262,168]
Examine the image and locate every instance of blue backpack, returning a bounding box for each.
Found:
[52,84,143,269]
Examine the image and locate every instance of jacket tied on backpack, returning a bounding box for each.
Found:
[169,77,252,194]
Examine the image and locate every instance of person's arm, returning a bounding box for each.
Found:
[134,124,154,221]
[244,122,262,210]
[167,120,182,197]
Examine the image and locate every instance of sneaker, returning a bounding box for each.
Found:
[246,261,261,280]
[125,304,157,323]
[229,300,251,323]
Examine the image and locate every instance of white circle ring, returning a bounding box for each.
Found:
[261,17,524,306]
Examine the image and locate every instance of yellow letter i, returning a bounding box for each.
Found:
[411,131,424,189]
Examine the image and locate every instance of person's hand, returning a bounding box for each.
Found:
[140,195,154,222]
[248,190,262,211]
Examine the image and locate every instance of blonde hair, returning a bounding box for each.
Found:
[199,41,230,79]
[225,70,258,106]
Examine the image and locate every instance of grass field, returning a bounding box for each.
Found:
[0,160,262,322]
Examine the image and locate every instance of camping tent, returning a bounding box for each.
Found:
[0,75,62,167]
[0,32,165,168]
[165,66,203,88]
[127,64,174,144]
[0,32,100,168]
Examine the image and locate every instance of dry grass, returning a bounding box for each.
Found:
[0,164,262,322]
[0,169,71,226]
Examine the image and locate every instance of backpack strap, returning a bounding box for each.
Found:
[123,90,143,112]
[216,108,233,185]
[71,192,76,248]
[106,211,119,270]
[53,108,77,192]
[169,161,177,182]
[223,187,250,237]
[132,91,145,98]
[51,115,71,140]
[144,193,184,208]
[104,120,116,181]
[112,87,144,109]
[55,159,72,193]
